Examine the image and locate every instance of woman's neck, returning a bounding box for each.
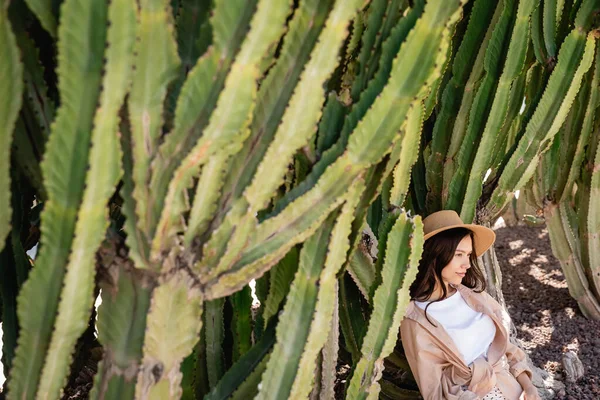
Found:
[429,282,457,301]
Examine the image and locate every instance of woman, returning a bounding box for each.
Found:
[400,210,541,400]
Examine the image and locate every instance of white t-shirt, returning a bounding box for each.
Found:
[415,290,496,366]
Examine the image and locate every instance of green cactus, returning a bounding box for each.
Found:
[4,0,600,398]
[346,211,424,399]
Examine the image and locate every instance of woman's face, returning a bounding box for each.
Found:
[440,234,473,288]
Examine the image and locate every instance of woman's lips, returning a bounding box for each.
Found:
[456,272,466,278]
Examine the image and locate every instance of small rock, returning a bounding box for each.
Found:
[562,351,585,383]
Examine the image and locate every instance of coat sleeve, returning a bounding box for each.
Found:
[505,339,533,379]
[400,319,479,400]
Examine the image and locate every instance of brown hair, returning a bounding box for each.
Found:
[409,227,486,325]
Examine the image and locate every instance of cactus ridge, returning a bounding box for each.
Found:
[0,0,23,254]
[262,247,299,329]
[255,213,337,400]
[390,102,425,207]
[8,0,108,396]
[288,179,364,399]
[127,0,180,259]
[35,0,135,397]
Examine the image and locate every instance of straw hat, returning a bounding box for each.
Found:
[422,210,496,257]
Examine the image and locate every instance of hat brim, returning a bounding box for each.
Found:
[423,224,496,257]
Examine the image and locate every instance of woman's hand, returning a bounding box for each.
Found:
[516,372,541,400]
[519,385,542,400]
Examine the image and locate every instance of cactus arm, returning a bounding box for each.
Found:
[166,0,212,119]
[488,30,595,218]
[17,28,55,151]
[287,179,364,400]
[339,274,370,364]
[253,214,336,400]
[120,119,153,271]
[0,3,23,253]
[261,247,299,329]
[23,0,57,38]
[587,117,600,299]
[255,183,365,400]
[184,153,227,244]
[389,102,424,207]
[204,320,277,400]
[243,0,365,213]
[149,0,256,232]
[203,298,226,389]
[489,58,530,171]
[444,0,516,212]
[553,79,589,199]
[230,285,253,362]
[35,0,135,397]
[89,248,156,400]
[217,0,333,214]
[8,0,107,396]
[152,0,294,256]
[316,93,346,157]
[135,270,203,399]
[347,241,377,301]
[459,0,537,223]
[202,162,357,299]
[346,0,464,166]
[346,212,424,400]
[126,0,180,259]
[545,203,600,318]
[425,0,498,210]
[543,0,557,58]
[563,43,600,201]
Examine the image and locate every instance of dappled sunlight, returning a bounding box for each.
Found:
[509,239,524,250]
[496,223,600,397]
[528,264,568,289]
[519,309,554,348]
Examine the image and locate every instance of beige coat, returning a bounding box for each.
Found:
[400,284,532,400]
